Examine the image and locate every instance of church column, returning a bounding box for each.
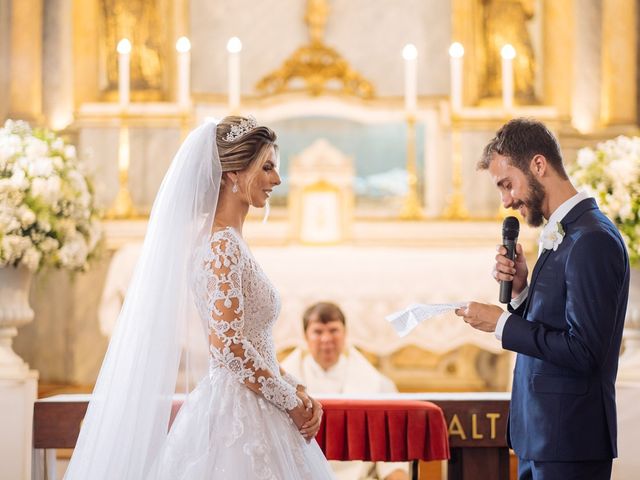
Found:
[71,0,100,107]
[542,0,574,119]
[600,0,637,126]
[0,1,11,121]
[43,0,74,130]
[570,0,602,133]
[8,0,44,122]
[451,0,483,106]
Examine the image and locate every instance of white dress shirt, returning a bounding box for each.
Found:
[495,191,590,340]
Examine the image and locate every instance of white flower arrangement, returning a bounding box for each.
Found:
[0,119,102,271]
[570,135,640,265]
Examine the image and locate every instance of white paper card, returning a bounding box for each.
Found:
[386,302,468,337]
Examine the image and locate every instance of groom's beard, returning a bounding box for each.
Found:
[512,173,546,227]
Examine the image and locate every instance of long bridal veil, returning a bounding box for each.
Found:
[64,121,221,479]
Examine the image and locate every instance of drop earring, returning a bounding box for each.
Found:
[232,182,238,193]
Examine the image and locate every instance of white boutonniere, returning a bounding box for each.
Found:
[540,222,565,252]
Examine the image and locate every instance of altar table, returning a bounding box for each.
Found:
[33,393,511,480]
[316,399,449,464]
[316,393,511,480]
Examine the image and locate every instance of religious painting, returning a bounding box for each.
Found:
[98,0,170,99]
[478,0,539,104]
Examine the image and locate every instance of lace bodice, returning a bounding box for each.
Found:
[191,227,299,411]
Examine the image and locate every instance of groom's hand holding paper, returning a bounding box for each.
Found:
[454,302,504,332]
[388,239,529,337]
[386,302,468,337]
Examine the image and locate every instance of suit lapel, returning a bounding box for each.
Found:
[521,198,598,319]
[522,249,553,318]
[530,249,553,291]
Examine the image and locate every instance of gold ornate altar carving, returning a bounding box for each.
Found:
[384,345,511,392]
[479,0,537,104]
[99,0,168,99]
[288,139,355,244]
[277,344,511,392]
[256,0,375,98]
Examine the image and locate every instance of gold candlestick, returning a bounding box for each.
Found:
[442,126,469,219]
[107,122,135,218]
[399,115,423,220]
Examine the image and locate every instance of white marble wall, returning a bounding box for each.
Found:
[78,127,120,209]
[127,127,183,209]
[572,0,603,132]
[460,128,502,218]
[13,258,111,384]
[190,0,451,97]
[77,125,183,211]
[425,122,506,220]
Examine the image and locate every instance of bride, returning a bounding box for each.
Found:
[64,116,336,479]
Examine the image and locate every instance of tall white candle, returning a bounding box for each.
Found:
[176,36,191,109]
[402,44,418,114]
[226,37,242,112]
[448,42,464,112]
[117,38,131,108]
[501,44,516,110]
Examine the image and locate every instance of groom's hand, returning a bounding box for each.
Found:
[494,243,528,297]
[455,302,503,332]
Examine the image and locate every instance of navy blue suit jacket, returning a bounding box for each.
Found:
[504,198,629,462]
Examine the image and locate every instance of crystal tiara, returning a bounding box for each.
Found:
[224,116,259,142]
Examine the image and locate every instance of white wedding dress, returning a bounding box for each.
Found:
[147,227,335,479]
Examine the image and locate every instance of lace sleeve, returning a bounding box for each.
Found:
[207,232,299,411]
[280,367,305,390]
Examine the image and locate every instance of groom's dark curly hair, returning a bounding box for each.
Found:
[478,118,568,180]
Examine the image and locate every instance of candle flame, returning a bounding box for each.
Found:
[226,37,242,54]
[402,43,418,61]
[117,38,132,55]
[501,44,516,60]
[176,36,191,53]
[449,42,464,58]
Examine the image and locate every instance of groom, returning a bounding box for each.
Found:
[455,118,630,480]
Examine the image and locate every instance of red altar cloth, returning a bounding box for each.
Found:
[168,397,449,462]
[315,399,449,462]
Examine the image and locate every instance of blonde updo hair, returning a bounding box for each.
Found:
[216,116,278,173]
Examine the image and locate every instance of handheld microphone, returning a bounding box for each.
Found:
[499,216,520,304]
